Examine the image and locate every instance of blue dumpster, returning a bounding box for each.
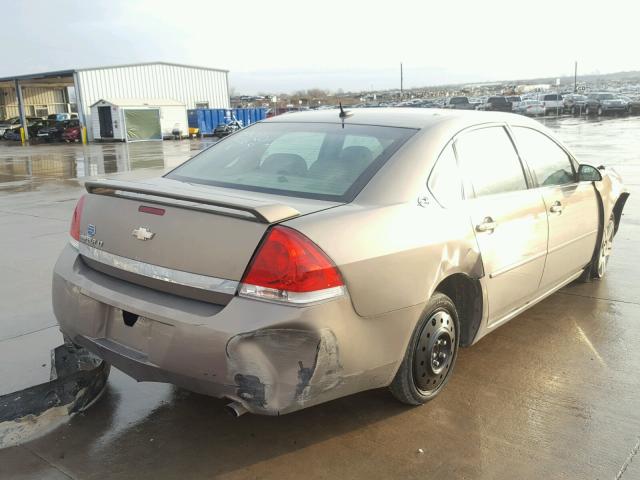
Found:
[188,108,267,135]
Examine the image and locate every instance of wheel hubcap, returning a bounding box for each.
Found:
[413,310,456,392]
[598,219,614,277]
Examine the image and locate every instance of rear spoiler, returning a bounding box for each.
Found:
[84,179,301,224]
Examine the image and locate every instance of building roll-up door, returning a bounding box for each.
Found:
[124,109,161,141]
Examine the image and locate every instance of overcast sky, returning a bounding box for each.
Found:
[1,0,638,94]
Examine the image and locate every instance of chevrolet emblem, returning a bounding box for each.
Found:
[132,227,155,241]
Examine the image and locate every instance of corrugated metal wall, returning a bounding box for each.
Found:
[0,86,68,119]
[76,64,229,139]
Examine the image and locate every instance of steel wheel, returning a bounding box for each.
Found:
[597,216,615,278]
[413,310,456,393]
[389,292,460,405]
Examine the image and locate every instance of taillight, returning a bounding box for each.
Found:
[69,195,86,248]
[239,226,345,305]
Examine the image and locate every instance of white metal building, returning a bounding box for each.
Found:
[90,99,188,142]
[0,62,229,141]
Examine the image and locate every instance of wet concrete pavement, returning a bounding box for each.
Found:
[1,116,639,478]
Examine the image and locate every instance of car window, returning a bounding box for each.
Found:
[168,122,416,202]
[511,127,575,187]
[455,126,527,197]
[428,144,463,207]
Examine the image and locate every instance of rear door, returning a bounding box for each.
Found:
[510,126,599,289]
[456,126,548,324]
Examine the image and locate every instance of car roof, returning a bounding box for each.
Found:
[263,107,533,130]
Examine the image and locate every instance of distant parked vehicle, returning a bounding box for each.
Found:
[442,96,475,110]
[584,93,628,116]
[0,116,43,138]
[514,99,545,116]
[2,118,44,140]
[213,118,243,138]
[563,94,588,115]
[506,96,522,112]
[47,113,79,122]
[37,120,71,142]
[536,93,563,115]
[469,97,486,109]
[627,97,640,115]
[478,96,512,112]
[62,120,82,142]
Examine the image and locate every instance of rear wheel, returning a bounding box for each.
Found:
[389,293,459,405]
[597,106,603,116]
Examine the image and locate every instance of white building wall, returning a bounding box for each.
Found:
[76,63,229,139]
[159,105,188,138]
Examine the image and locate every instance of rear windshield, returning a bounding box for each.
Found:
[489,97,506,103]
[543,94,562,101]
[167,122,416,201]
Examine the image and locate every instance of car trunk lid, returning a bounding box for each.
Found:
[78,177,341,304]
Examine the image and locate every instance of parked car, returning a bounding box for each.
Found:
[627,97,640,115]
[52,109,628,416]
[506,96,522,111]
[62,120,82,142]
[563,94,588,115]
[536,93,564,115]
[36,120,72,142]
[514,99,545,116]
[213,118,243,137]
[2,118,44,140]
[47,113,79,121]
[584,93,627,116]
[469,97,487,109]
[0,116,43,138]
[477,96,512,112]
[442,96,475,110]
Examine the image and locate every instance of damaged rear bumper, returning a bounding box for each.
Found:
[53,245,418,415]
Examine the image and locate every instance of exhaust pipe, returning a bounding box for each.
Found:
[225,401,249,418]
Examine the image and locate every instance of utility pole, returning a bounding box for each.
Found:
[574,61,578,93]
[400,62,404,99]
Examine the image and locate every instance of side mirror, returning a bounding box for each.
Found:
[578,164,602,182]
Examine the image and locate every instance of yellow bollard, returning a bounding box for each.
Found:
[20,127,25,145]
[81,126,88,145]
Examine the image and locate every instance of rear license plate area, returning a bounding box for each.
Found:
[106,308,153,354]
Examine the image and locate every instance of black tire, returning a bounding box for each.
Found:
[585,105,591,116]
[597,106,603,116]
[389,292,460,405]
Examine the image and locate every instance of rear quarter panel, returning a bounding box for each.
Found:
[286,199,482,318]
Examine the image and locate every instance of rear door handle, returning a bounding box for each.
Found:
[550,201,563,214]
[476,217,497,233]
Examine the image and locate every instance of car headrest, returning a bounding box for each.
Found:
[340,145,373,172]
[261,153,307,176]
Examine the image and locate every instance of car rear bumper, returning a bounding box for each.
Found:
[52,244,416,414]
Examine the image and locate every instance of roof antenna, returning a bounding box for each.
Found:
[338,102,352,128]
